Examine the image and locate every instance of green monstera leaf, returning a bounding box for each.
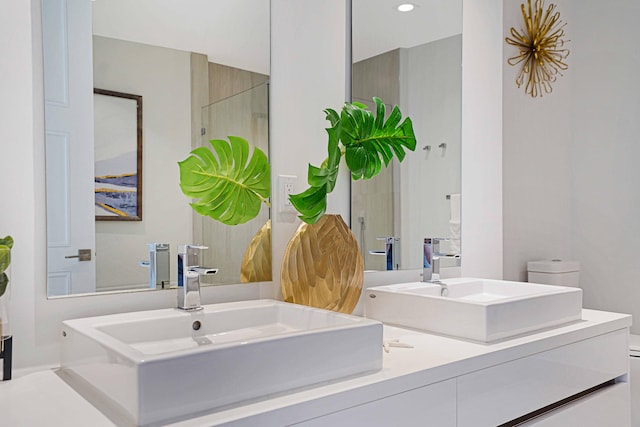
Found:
[0,274,7,299]
[0,235,14,298]
[178,136,270,226]
[342,98,416,180]
[290,97,416,224]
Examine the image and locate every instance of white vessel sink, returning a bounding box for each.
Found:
[59,299,382,426]
[365,278,582,342]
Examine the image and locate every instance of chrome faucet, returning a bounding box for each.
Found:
[368,236,400,270]
[139,243,171,289]
[423,238,461,296]
[177,245,218,311]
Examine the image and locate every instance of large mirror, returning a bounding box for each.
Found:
[351,0,462,271]
[42,0,270,297]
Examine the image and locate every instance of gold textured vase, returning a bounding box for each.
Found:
[240,219,272,283]
[281,214,364,314]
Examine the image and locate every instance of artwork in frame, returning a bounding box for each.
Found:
[94,89,143,221]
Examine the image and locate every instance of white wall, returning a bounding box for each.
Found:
[460,0,503,279]
[0,0,40,360]
[502,1,640,328]
[570,1,640,319]
[502,0,573,282]
[269,0,350,299]
[2,0,504,369]
[93,37,192,290]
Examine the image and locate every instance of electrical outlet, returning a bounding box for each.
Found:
[278,175,297,213]
[284,183,294,206]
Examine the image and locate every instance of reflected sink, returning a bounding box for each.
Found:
[59,299,382,426]
[365,278,582,342]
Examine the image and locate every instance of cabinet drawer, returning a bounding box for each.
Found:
[518,382,630,426]
[290,379,456,427]
[458,329,628,427]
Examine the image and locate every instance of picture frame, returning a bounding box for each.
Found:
[94,88,143,221]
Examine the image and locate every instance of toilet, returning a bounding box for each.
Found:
[527,259,580,287]
[528,259,639,426]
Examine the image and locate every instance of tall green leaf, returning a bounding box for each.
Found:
[178,136,270,226]
[289,98,417,224]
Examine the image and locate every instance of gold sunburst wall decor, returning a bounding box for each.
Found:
[505,0,570,98]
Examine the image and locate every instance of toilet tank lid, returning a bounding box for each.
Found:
[527,259,580,273]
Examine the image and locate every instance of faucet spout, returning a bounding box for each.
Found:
[177,245,218,311]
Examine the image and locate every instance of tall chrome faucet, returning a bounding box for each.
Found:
[177,245,218,311]
[423,238,461,295]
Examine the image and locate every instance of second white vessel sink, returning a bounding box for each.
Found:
[365,278,582,342]
[59,299,382,426]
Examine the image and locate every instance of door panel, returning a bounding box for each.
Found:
[43,0,96,295]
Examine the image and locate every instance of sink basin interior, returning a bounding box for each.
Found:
[440,278,574,301]
[376,281,442,296]
[60,299,383,426]
[365,278,583,343]
[96,302,362,356]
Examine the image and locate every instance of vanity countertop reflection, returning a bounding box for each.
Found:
[0,307,630,427]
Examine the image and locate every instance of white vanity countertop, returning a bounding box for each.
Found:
[0,309,631,427]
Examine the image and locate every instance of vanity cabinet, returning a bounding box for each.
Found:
[289,328,630,427]
[457,328,629,426]
[290,379,456,427]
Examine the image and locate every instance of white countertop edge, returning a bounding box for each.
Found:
[0,309,631,427]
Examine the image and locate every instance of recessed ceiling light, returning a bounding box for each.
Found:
[397,3,415,12]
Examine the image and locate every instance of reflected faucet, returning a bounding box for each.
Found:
[177,245,218,311]
[369,237,400,270]
[139,243,170,289]
[423,238,461,296]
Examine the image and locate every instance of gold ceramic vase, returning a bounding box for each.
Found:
[281,214,364,314]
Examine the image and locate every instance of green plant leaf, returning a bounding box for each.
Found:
[0,236,13,250]
[0,246,10,275]
[289,185,327,224]
[178,136,270,226]
[0,273,7,298]
[290,98,416,224]
[342,97,416,180]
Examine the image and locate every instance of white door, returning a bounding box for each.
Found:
[43,0,96,295]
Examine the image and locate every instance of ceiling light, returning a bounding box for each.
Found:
[397,3,415,12]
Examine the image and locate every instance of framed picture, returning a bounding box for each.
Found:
[94,89,143,221]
